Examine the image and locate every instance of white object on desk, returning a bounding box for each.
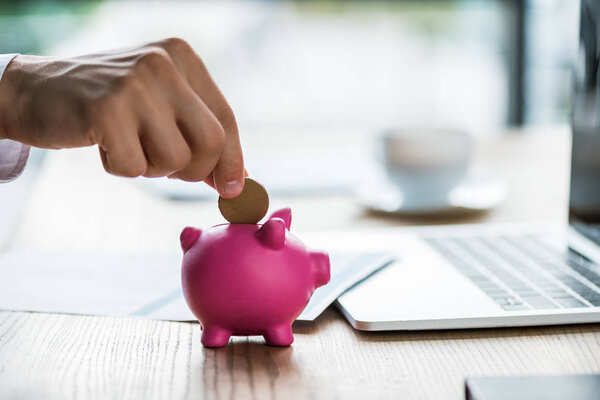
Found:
[357,169,507,215]
[0,248,391,322]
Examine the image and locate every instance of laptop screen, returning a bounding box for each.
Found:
[570,0,600,245]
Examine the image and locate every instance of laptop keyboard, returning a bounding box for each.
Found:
[424,234,600,311]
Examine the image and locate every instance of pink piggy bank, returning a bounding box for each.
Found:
[180,208,330,347]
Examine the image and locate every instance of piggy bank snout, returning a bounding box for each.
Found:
[310,251,330,288]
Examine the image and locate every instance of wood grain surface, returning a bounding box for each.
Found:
[1,308,599,400]
[1,126,599,400]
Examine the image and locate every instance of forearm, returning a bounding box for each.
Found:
[0,53,31,182]
[0,54,19,140]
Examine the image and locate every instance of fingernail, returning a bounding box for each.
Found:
[221,180,242,197]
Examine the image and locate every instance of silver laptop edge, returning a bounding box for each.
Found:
[335,224,600,331]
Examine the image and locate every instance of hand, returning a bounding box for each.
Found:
[0,38,245,198]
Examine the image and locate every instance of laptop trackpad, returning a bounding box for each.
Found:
[337,235,501,327]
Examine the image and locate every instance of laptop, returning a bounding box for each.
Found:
[335,0,600,331]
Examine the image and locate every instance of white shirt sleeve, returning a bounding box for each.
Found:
[0,53,30,183]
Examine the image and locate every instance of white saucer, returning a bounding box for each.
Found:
[357,169,508,216]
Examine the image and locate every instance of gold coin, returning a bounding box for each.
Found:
[218,177,269,224]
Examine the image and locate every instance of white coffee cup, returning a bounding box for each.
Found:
[377,128,472,206]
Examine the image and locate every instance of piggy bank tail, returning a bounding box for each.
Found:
[180,227,201,253]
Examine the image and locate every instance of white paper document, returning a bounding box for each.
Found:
[0,248,392,322]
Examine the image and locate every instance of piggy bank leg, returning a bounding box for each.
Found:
[263,324,294,346]
[201,326,231,348]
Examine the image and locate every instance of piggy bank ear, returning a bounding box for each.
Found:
[268,208,291,230]
[256,218,286,249]
[180,227,201,253]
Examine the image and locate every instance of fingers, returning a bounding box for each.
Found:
[100,115,194,180]
[156,38,245,198]
[96,79,192,179]
[100,131,147,178]
[168,88,226,183]
[176,104,242,198]
[120,56,222,182]
[96,103,147,178]
[140,126,191,178]
[211,127,244,198]
[202,172,216,190]
[138,105,191,178]
[202,168,248,191]
[186,72,245,198]
[91,39,244,191]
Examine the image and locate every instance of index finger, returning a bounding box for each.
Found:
[156,38,245,198]
[200,168,249,191]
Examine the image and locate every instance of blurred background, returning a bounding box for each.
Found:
[0,0,580,223]
[0,0,578,128]
[0,0,583,328]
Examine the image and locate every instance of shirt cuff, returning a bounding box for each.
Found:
[0,139,31,183]
[0,53,18,75]
[0,54,30,183]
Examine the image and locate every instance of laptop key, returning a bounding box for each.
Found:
[518,295,558,310]
[478,281,501,289]
[484,290,502,298]
[501,304,530,311]
[587,293,600,306]
[515,288,538,296]
[553,297,587,308]
[546,288,568,296]
[492,295,517,303]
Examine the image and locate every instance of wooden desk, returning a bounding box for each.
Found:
[2,126,599,400]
